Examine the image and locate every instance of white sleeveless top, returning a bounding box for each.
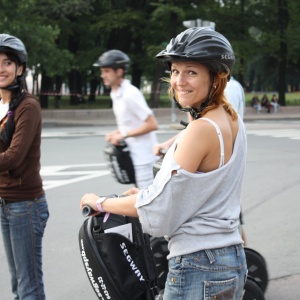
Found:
[0,100,9,122]
[136,116,247,259]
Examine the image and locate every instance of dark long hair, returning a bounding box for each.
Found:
[0,53,28,146]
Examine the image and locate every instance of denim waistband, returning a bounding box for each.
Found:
[0,196,45,206]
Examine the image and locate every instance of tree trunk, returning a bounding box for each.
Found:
[54,76,63,108]
[68,69,83,105]
[39,71,52,108]
[150,11,179,107]
[88,77,99,102]
[278,0,288,106]
[150,62,165,108]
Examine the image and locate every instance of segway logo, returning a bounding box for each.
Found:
[80,239,111,299]
[120,242,145,281]
[221,54,234,60]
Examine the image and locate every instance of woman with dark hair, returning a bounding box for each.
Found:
[80,27,247,299]
[0,34,49,300]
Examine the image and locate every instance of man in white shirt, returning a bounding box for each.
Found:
[93,50,158,189]
[224,76,246,119]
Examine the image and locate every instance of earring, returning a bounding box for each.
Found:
[214,85,217,89]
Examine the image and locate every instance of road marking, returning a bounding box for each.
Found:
[41,128,178,138]
[247,129,300,140]
[41,163,110,190]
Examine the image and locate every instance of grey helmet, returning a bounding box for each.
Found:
[0,34,28,65]
[156,27,235,77]
[0,34,27,90]
[93,49,130,72]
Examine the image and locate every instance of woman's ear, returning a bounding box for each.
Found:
[17,65,24,76]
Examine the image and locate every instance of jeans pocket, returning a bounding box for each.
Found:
[204,277,236,300]
[35,200,49,234]
[39,207,49,229]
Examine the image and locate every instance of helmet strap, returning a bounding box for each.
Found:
[2,78,20,90]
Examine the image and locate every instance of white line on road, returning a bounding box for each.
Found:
[41,163,110,190]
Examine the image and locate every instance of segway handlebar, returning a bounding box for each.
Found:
[82,205,94,217]
[82,194,126,217]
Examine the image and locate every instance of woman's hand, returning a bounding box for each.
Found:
[122,187,140,196]
[80,193,99,213]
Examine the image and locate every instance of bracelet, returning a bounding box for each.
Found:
[96,197,107,212]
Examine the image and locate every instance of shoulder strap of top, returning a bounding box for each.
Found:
[199,117,225,168]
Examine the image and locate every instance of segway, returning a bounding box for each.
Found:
[244,247,268,293]
[79,195,161,300]
[243,276,265,300]
[104,142,136,184]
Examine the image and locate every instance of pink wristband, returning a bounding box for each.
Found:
[96,197,107,212]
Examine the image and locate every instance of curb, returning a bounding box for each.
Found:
[41,107,300,127]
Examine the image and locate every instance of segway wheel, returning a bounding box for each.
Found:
[244,248,268,292]
[243,276,265,300]
[150,237,169,290]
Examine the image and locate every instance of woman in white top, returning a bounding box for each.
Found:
[80,27,247,299]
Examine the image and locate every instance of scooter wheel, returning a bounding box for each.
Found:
[243,276,265,300]
[244,248,268,292]
[150,237,169,290]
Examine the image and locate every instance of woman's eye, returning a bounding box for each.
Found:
[171,69,179,75]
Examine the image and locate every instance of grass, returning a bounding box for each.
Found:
[42,92,300,109]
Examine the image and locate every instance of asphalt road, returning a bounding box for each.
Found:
[0,121,300,299]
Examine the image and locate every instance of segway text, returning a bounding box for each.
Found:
[120,242,145,281]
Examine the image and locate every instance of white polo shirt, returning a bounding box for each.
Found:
[224,77,245,119]
[110,79,157,166]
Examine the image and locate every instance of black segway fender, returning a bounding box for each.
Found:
[243,276,265,300]
[244,247,268,293]
[150,237,169,290]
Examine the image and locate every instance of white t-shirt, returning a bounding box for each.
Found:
[224,77,245,119]
[0,100,9,122]
[110,79,158,166]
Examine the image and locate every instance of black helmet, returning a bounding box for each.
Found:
[93,49,130,72]
[0,34,28,64]
[156,27,235,76]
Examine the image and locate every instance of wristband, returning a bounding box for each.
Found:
[96,197,107,212]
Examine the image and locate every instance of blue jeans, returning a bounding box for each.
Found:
[163,244,247,300]
[0,195,49,300]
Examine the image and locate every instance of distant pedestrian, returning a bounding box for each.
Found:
[251,94,261,113]
[261,94,271,113]
[93,50,158,188]
[271,94,279,113]
[0,34,49,300]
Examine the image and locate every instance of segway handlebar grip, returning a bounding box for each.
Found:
[82,205,94,217]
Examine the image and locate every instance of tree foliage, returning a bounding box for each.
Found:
[0,0,299,107]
